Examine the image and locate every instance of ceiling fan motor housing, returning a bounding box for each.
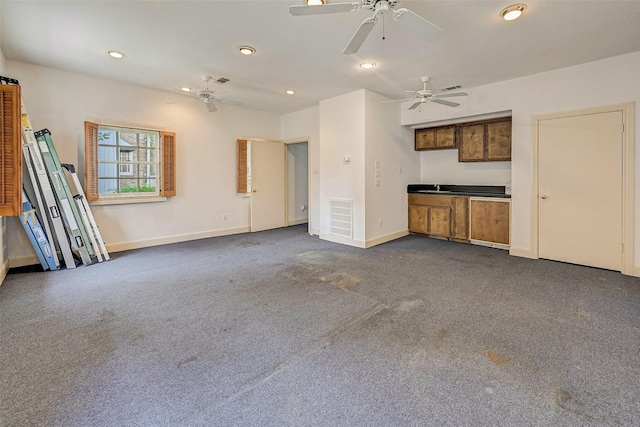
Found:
[363,0,399,11]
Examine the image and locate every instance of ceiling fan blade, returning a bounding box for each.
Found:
[381,97,415,104]
[432,99,459,107]
[433,92,468,98]
[343,16,377,54]
[393,8,443,41]
[408,101,422,110]
[289,2,360,16]
[205,100,218,112]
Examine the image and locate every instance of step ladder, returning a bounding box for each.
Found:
[35,129,93,266]
[1,76,76,268]
[61,163,110,262]
[20,189,59,271]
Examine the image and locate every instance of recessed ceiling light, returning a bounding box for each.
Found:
[238,46,256,55]
[306,0,326,5]
[107,50,126,59]
[359,61,376,69]
[286,90,296,95]
[180,86,192,92]
[500,4,527,21]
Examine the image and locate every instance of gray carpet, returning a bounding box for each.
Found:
[1,225,639,426]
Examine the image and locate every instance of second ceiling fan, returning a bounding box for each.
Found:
[289,0,443,54]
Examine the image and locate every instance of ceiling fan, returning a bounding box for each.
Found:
[168,76,234,112]
[289,0,442,54]
[383,76,468,110]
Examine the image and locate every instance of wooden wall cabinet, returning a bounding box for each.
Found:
[408,194,469,241]
[458,117,512,162]
[469,198,510,248]
[415,126,456,151]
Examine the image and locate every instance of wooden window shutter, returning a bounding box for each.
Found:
[237,139,248,193]
[0,84,22,216]
[84,121,99,201]
[160,131,176,197]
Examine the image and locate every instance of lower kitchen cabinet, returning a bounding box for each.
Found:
[469,198,510,249]
[451,196,470,241]
[408,194,469,241]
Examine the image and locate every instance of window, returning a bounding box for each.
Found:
[85,122,176,202]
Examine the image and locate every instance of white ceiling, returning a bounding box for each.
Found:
[2,0,640,114]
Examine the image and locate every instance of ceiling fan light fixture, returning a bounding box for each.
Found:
[286,90,296,95]
[238,46,256,55]
[360,61,376,69]
[107,50,126,59]
[305,0,326,4]
[500,4,527,21]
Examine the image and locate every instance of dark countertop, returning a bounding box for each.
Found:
[407,184,510,198]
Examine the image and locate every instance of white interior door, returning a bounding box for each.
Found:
[538,111,623,270]
[250,140,286,232]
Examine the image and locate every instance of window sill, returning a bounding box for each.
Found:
[90,196,167,206]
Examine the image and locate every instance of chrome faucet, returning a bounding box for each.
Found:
[436,184,440,192]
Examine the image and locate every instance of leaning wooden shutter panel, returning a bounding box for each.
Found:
[237,139,248,193]
[160,131,176,197]
[84,121,99,201]
[0,84,22,216]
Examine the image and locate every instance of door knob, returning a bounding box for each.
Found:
[252,189,257,193]
[540,194,547,199]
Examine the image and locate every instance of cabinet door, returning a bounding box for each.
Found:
[415,128,436,150]
[459,124,485,161]
[470,200,510,244]
[428,205,451,238]
[451,196,469,241]
[487,119,511,161]
[409,204,428,234]
[436,126,456,149]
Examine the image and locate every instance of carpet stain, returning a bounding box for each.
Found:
[177,355,198,369]
[487,350,510,365]
[284,265,361,290]
[99,309,116,323]
[396,299,424,312]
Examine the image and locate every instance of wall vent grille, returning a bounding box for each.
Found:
[441,85,462,91]
[330,199,353,239]
[216,77,230,84]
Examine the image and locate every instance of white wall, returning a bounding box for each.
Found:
[402,51,640,271]
[0,46,8,284]
[281,106,320,235]
[319,90,366,246]
[6,60,281,264]
[316,89,419,248]
[364,90,419,244]
[286,142,308,224]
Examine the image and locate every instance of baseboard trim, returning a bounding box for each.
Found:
[631,266,640,278]
[0,258,9,286]
[365,230,409,248]
[309,227,320,236]
[287,218,308,226]
[320,233,366,249]
[319,229,409,249]
[107,226,251,253]
[509,246,537,259]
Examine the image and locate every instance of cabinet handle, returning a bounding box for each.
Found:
[540,194,547,199]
